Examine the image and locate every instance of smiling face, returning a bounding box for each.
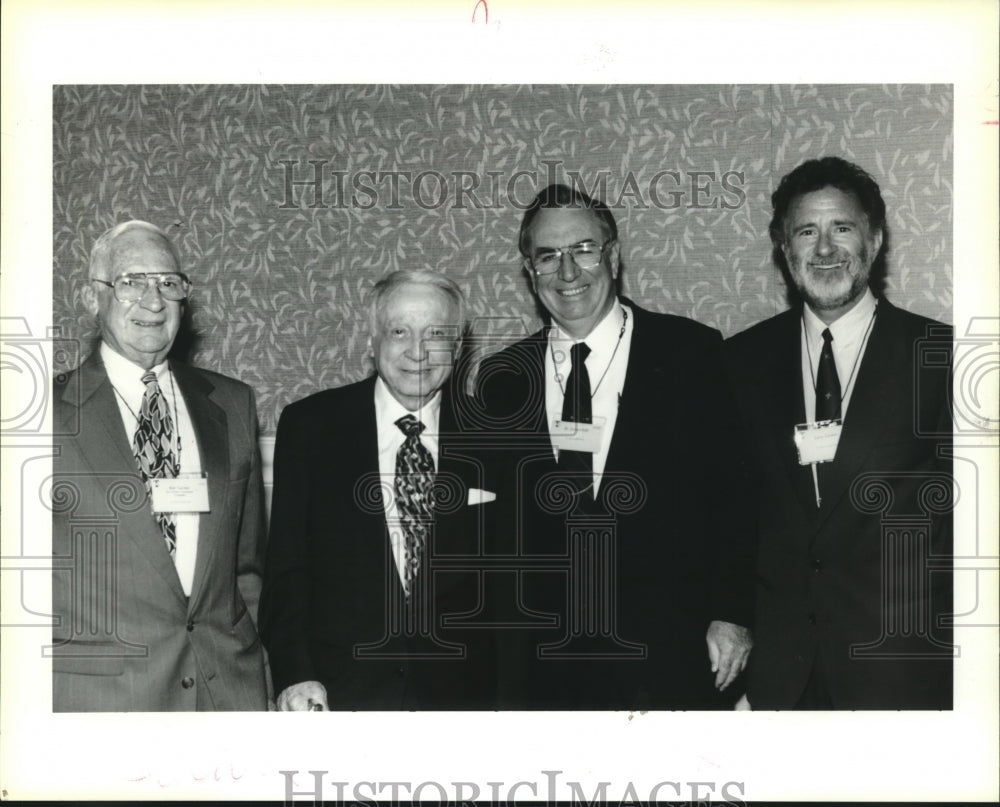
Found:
[371,282,460,411]
[83,227,184,369]
[524,206,620,340]
[782,185,883,324]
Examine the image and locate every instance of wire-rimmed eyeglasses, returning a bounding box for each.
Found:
[525,239,613,275]
[90,272,192,303]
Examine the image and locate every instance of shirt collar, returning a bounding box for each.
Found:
[803,288,877,343]
[551,298,624,352]
[374,375,442,436]
[100,342,169,390]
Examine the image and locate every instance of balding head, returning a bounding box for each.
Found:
[83,221,186,369]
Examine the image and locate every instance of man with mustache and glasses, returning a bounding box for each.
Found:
[51,220,269,711]
[726,157,953,709]
[475,184,756,709]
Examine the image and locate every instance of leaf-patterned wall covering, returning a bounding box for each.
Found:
[53,84,952,434]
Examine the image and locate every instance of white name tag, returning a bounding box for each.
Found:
[551,417,606,454]
[794,420,843,465]
[151,473,210,513]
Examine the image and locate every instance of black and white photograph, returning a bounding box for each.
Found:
[2,0,997,802]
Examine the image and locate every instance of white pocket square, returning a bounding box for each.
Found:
[467,488,496,505]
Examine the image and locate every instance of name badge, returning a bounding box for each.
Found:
[151,473,210,513]
[794,420,842,465]
[551,417,606,454]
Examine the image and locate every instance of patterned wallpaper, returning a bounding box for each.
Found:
[53,84,953,434]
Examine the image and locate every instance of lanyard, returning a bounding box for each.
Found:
[804,304,877,409]
[552,306,628,398]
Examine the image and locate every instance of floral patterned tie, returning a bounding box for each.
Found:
[133,371,180,555]
[393,415,435,595]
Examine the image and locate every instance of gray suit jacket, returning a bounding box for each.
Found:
[51,350,268,711]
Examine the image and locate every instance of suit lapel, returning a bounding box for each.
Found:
[67,354,141,472]
[172,362,229,610]
[355,379,405,598]
[521,332,551,438]
[765,310,819,520]
[606,305,668,475]
[815,302,901,525]
[68,353,187,604]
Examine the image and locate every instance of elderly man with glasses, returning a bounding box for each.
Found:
[51,220,269,711]
[475,184,756,709]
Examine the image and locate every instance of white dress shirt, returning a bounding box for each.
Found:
[800,289,878,423]
[101,343,201,595]
[544,300,634,494]
[374,376,442,590]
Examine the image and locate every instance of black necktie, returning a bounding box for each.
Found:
[394,415,435,594]
[815,328,842,421]
[557,342,593,487]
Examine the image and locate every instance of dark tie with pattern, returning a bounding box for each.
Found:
[815,328,842,421]
[133,371,180,555]
[557,342,593,490]
[394,415,435,595]
[813,328,841,505]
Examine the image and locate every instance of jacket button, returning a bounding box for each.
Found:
[181,676,195,689]
[186,620,195,632]
[397,666,405,677]
[807,613,816,625]
[810,559,822,571]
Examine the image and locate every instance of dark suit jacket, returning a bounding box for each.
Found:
[260,376,497,709]
[726,299,953,709]
[474,300,756,710]
[51,351,269,711]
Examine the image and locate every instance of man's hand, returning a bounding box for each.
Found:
[276,680,329,711]
[705,620,752,691]
[734,694,752,710]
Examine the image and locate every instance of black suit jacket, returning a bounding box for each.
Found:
[260,376,497,709]
[726,299,953,709]
[474,301,756,709]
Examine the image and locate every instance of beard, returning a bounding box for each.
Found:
[790,247,872,313]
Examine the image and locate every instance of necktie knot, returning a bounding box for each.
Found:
[395,414,425,438]
[821,328,834,347]
[570,341,591,366]
[141,370,158,387]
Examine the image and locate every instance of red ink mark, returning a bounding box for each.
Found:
[472,0,488,23]
[984,120,999,125]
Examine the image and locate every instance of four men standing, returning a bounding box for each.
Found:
[52,156,953,711]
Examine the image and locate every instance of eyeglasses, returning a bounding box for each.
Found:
[526,239,613,275]
[91,273,192,303]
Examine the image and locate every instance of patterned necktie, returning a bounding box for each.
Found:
[133,371,180,555]
[815,328,842,421]
[394,415,435,594]
[557,341,593,486]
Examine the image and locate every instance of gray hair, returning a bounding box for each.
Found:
[367,269,467,339]
[89,220,181,279]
